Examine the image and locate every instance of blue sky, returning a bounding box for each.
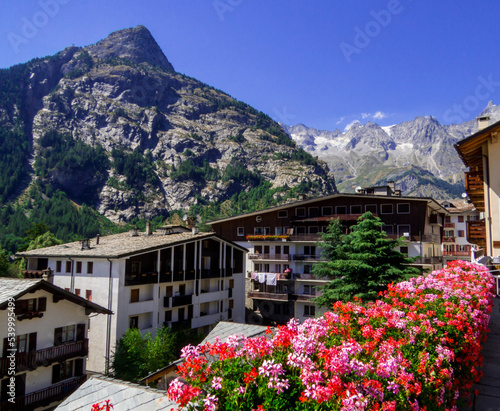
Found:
[1,0,499,131]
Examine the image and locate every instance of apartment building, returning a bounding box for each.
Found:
[209,186,447,325]
[0,278,110,411]
[440,200,481,263]
[455,116,500,262]
[17,225,247,374]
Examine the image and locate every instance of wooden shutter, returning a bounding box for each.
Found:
[2,338,8,357]
[52,364,61,384]
[76,324,85,341]
[37,297,47,312]
[14,300,28,315]
[54,327,63,346]
[74,358,84,376]
[28,333,37,352]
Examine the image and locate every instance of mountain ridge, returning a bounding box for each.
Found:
[284,102,500,198]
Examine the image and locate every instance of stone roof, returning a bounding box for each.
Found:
[439,200,477,214]
[0,278,111,314]
[17,231,246,259]
[201,321,270,345]
[56,375,181,410]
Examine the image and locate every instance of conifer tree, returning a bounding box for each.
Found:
[314,212,421,306]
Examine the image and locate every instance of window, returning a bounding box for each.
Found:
[86,290,92,301]
[65,261,72,273]
[75,289,80,297]
[129,316,139,329]
[309,226,319,234]
[445,216,451,223]
[278,210,288,218]
[296,208,306,217]
[397,203,410,214]
[275,227,283,235]
[457,245,469,252]
[165,311,172,322]
[76,261,82,274]
[381,204,393,214]
[130,289,139,303]
[52,359,83,384]
[57,325,76,344]
[16,333,36,353]
[296,226,306,234]
[237,227,244,236]
[87,262,93,274]
[398,225,411,237]
[458,216,464,223]
[382,224,394,235]
[336,206,347,214]
[131,261,141,275]
[445,244,454,252]
[350,205,363,214]
[304,285,316,295]
[264,227,271,235]
[304,305,316,317]
[308,207,319,217]
[365,204,377,213]
[254,227,264,235]
[56,261,62,273]
[322,206,333,216]
[458,230,465,238]
[303,265,312,274]
[400,246,409,255]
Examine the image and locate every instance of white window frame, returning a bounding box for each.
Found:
[237,227,244,236]
[397,225,411,237]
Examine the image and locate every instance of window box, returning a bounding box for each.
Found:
[17,311,44,321]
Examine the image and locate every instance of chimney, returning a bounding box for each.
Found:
[387,181,395,194]
[192,227,199,235]
[145,221,152,236]
[186,217,196,229]
[96,234,100,245]
[477,116,490,131]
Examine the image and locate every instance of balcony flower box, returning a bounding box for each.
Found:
[245,235,290,242]
[17,311,44,321]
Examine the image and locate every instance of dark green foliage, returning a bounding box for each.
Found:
[171,159,219,183]
[314,212,421,306]
[182,149,195,157]
[35,130,109,181]
[222,162,262,187]
[227,133,245,143]
[0,246,9,277]
[64,50,94,79]
[111,326,178,382]
[111,147,159,186]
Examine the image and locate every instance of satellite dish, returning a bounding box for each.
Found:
[461,193,468,198]
[355,186,362,193]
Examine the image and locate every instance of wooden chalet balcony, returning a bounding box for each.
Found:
[465,171,485,211]
[249,253,291,261]
[0,375,86,411]
[444,222,455,228]
[443,237,456,243]
[248,291,290,301]
[467,220,487,249]
[0,339,88,378]
[288,234,321,242]
[443,251,471,257]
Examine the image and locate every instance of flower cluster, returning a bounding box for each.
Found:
[168,261,494,410]
[245,235,290,241]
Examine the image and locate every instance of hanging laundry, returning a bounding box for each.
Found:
[266,273,277,286]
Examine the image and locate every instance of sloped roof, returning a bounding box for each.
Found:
[16,231,247,259]
[201,321,270,345]
[56,375,181,410]
[439,200,476,214]
[0,278,111,314]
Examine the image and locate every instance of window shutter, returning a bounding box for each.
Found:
[74,358,84,376]
[37,297,47,312]
[54,327,63,346]
[14,300,28,315]
[52,364,61,384]
[29,333,37,352]
[2,338,8,357]
[76,324,85,341]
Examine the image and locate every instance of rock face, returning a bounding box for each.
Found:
[284,102,500,199]
[1,25,336,223]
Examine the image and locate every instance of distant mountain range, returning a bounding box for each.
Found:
[284,102,500,199]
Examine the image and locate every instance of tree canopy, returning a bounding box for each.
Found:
[314,212,421,306]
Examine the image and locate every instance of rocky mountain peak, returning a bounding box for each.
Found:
[86,25,175,71]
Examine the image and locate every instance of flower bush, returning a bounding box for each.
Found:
[245,235,290,241]
[168,261,494,410]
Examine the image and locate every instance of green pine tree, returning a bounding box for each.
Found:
[314,212,421,306]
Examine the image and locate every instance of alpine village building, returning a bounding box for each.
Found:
[455,116,500,264]
[0,278,111,410]
[16,225,247,375]
[209,184,450,325]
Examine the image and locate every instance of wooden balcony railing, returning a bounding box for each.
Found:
[0,375,86,411]
[444,222,455,228]
[467,220,486,248]
[0,339,88,378]
[465,171,484,192]
[443,237,456,243]
[248,291,290,301]
[249,254,291,261]
[443,251,471,256]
